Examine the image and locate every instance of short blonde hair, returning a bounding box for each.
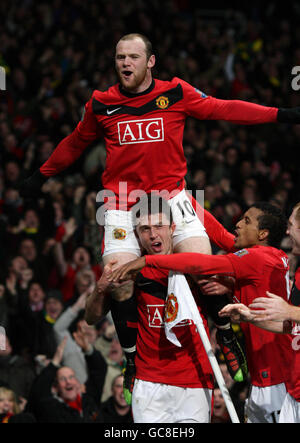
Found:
[117,33,153,60]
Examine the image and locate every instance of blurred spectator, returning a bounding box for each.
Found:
[26,334,107,423]
[211,387,231,423]
[53,289,95,384]
[99,374,133,423]
[94,323,125,402]
[0,336,35,400]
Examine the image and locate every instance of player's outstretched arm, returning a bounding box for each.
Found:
[250,291,300,324]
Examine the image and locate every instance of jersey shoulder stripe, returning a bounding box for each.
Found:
[91,83,183,116]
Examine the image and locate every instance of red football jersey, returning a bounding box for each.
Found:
[146,246,293,387]
[134,265,214,389]
[40,77,278,208]
[287,267,300,401]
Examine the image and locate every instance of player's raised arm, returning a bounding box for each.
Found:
[20,96,101,198]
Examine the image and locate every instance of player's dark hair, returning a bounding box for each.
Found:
[132,192,173,226]
[118,33,153,60]
[250,202,287,248]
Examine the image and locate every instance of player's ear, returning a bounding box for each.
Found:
[170,222,176,235]
[258,229,269,242]
[147,54,155,69]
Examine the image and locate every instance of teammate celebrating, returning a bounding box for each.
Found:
[111,202,293,423]
[222,202,300,423]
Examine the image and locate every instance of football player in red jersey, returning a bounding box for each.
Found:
[85,195,214,423]
[111,202,293,423]
[20,33,300,384]
[225,202,300,423]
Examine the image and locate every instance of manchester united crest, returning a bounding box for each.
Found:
[113,228,127,240]
[165,293,179,323]
[156,95,169,109]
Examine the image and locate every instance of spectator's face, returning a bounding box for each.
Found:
[5,161,19,181]
[55,367,81,402]
[108,338,123,363]
[19,239,37,262]
[24,210,39,229]
[136,213,175,255]
[0,391,14,414]
[213,388,227,418]
[73,247,90,268]
[28,283,45,304]
[234,207,265,249]
[112,375,128,408]
[287,207,300,256]
[10,256,27,276]
[115,37,154,93]
[45,298,63,319]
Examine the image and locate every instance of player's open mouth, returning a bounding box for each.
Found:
[151,241,162,253]
[122,70,133,78]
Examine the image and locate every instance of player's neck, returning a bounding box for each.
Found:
[121,74,154,96]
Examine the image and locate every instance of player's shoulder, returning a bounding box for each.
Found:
[91,83,121,102]
[253,245,289,268]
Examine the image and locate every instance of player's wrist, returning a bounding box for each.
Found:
[277,107,300,124]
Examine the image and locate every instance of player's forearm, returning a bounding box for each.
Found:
[210,99,278,125]
[40,129,91,177]
[203,208,236,252]
[249,319,286,334]
[85,284,111,325]
[145,253,235,276]
[287,305,300,324]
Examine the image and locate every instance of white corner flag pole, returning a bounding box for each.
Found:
[165,272,240,423]
[195,320,240,423]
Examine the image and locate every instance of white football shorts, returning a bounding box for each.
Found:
[102,190,208,257]
[279,393,300,423]
[132,378,212,423]
[245,383,287,423]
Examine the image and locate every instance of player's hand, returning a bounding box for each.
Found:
[18,169,48,199]
[219,303,255,323]
[249,291,292,322]
[52,336,68,366]
[109,257,146,283]
[277,106,300,124]
[198,275,234,296]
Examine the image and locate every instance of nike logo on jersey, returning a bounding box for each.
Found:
[92,83,183,116]
[107,107,122,115]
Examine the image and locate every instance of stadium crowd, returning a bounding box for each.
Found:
[0,0,300,423]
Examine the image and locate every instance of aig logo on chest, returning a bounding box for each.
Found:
[118,118,164,145]
[147,304,191,328]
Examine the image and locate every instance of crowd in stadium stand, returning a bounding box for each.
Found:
[0,0,300,423]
